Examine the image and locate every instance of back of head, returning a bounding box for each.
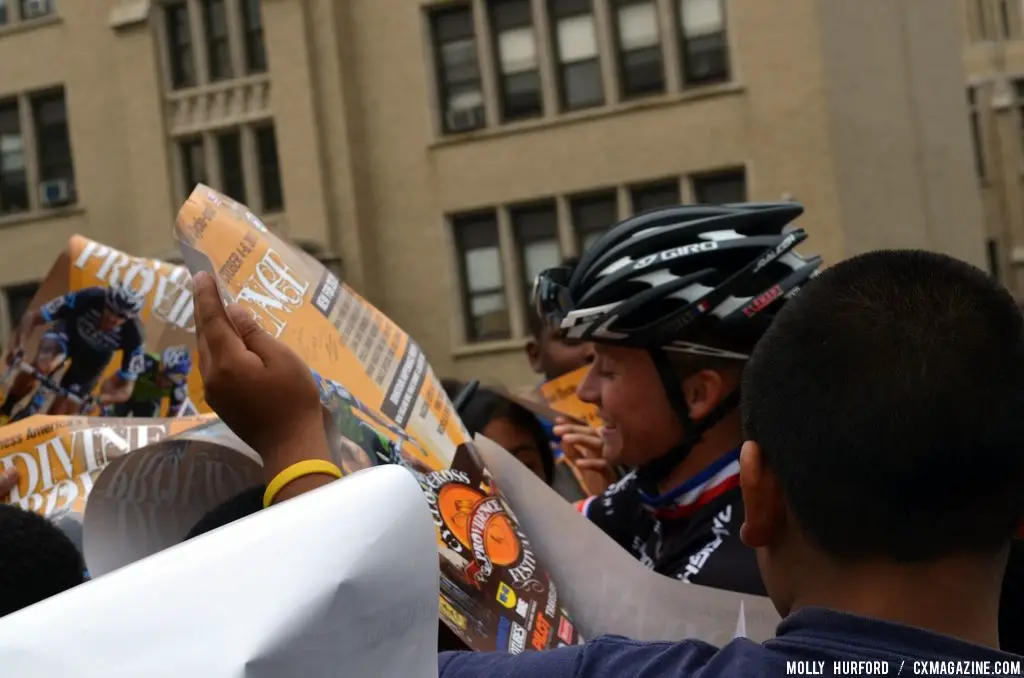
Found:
[743,250,1024,561]
[0,504,86,618]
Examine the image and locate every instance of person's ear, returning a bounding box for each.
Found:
[739,440,786,548]
[682,369,726,420]
[525,339,543,374]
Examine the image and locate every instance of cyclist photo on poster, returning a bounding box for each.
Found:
[110,345,196,418]
[0,284,146,424]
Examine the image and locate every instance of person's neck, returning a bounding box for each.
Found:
[788,552,1006,649]
[655,420,742,495]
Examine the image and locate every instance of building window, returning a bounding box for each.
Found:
[572,191,618,251]
[692,168,746,204]
[0,100,28,215]
[32,89,75,206]
[511,200,561,304]
[491,0,543,122]
[0,0,8,25]
[431,6,486,134]
[20,0,53,20]
[997,0,1017,39]
[453,211,510,341]
[679,0,729,86]
[614,0,664,98]
[179,137,207,193]
[203,0,233,82]
[630,180,680,213]
[968,88,986,179]
[255,125,284,212]
[216,130,245,204]
[241,0,268,74]
[550,0,604,111]
[5,282,39,331]
[165,2,196,89]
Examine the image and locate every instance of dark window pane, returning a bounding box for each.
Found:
[621,47,664,96]
[166,2,196,89]
[550,0,592,19]
[20,0,53,19]
[502,71,542,120]
[241,0,267,74]
[631,181,680,213]
[255,125,284,212]
[32,90,76,205]
[492,0,531,29]
[562,59,603,109]
[679,0,730,85]
[432,6,487,133]
[5,282,39,330]
[179,137,207,194]
[453,211,509,341]
[692,168,746,204]
[512,201,560,292]
[216,131,245,204]
[203,0,233,82]
[0,100,29,214]
[0,0,8,24]
[572,192,617,251]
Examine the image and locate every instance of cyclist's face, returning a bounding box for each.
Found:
[577,345,685,467]
[99,309,126,330]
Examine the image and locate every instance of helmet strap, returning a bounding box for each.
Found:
[636,348,741,494]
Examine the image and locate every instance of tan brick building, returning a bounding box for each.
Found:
[0,0,986,388]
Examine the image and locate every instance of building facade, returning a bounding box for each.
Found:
[0,0,986,388]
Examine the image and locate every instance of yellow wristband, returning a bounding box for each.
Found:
[263,460,343,508]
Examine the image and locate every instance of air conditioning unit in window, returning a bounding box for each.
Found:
[39,179,73,208]
[22,0,53,20]
[446,106,485,133]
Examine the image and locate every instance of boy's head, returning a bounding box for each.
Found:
[526,257,594,382]
[0,504,87,618]
[740,250,1024,616]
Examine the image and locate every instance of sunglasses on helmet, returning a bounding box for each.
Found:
[531,266,576,336]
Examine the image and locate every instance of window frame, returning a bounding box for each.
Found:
[549,0,605,111]
[431,4,487,135]
[240,0,268,74]
[629,179,681,214]
[254,124,284,213]
[0,97,29,215]
[165,1,197,89]
[490,0,544,122]
[452,210,511,342]
[30,87,76,205]
[215,128,246,204]
[691,167,747,204]
[968,87,986,180]
[570,190,619,251]
[179,136,207,197]
[612,0,666,99]
[202,0,234,83]
[678,0,730,87]
[510,199,561,306]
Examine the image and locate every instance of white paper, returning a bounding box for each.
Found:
[82,421,264,577]
[475,435,781,646]
[0,465,441,678]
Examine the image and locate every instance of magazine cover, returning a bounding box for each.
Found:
[173,185,582,653]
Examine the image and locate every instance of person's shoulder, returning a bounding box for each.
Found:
[439,636,742,678]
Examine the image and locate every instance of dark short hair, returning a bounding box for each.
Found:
[528,256,580,339]
[443,380,555,484]
[186,485,266,539]
[0,504,86,617]
[742,250,1024,562]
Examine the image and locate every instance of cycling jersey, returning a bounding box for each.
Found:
[39,288,145,393]
[576,449,765,596]
[112,353,187,417]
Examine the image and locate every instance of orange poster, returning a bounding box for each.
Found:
[538,366,603,428]
[173,185,581,654]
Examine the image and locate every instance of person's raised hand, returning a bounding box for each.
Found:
[553,417,615,495]
[192,271,329,477]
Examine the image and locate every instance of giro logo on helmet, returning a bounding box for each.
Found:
[632,241,719,271]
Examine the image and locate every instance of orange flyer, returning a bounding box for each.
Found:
[538,366,603,428]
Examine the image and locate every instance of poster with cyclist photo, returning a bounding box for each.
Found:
[0,235,208,426]
[0,413,214,556]
[173,184,582,653]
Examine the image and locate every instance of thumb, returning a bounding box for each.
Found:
[226,304,278,359]
[0,468,18,500]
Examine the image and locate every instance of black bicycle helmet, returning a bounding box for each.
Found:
[532,202,822,492]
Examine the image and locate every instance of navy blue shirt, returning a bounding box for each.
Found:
[439,608,1022,677]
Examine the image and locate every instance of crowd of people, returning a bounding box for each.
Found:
[2,201,1024,676]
